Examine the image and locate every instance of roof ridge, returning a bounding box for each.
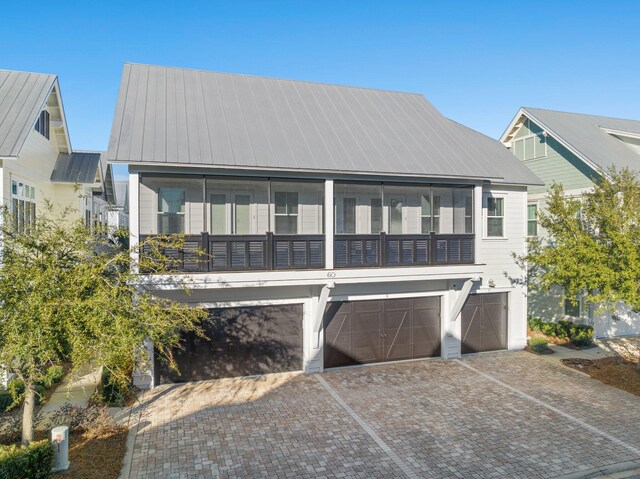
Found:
[523,106,640,124]
[123,62,426,97]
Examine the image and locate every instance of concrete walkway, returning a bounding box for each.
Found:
[36,364,101,430]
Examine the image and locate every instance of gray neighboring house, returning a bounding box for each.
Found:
[107,63,542,388]
[501,107,640,338]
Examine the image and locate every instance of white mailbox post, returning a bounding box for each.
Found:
[51,426,70,472]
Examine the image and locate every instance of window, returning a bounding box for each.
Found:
[510,119,546,160]
[274,191,298,234]
[486,197,504,237]
[340,197,356,234]
[34,110,50,139]
[370,198,382,234]
[210,194,227,234]
[564,298,581,318]
[527,204,538,237]
[432,195,441,233]
[389,198,404,234]
[11,179,36,233]
[158,187,186,234]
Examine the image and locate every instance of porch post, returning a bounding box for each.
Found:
[473,183,483,264]
[129,169,140,274]
[325,179,334,270]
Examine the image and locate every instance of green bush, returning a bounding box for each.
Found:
[101,369,129,406]
[34,384,47,406]
[0,440,54,479]
[556,320,573,339]
[570,324,594,347]
[528,337,549,353]
[0,391,13,412]
[42,365,64,388]
[528,316,544,331]
[540,322,558,337]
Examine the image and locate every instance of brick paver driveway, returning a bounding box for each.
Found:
[125,352,640,478]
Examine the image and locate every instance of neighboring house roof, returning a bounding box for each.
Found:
[0,69,69,158]
[501,107,640,175]
[51,151,102,183]
[107,63,541,186]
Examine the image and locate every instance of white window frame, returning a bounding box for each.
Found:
[511,120,547,160]
[484,194,506,239]
[527,202,539,238]
[11,178,37,233]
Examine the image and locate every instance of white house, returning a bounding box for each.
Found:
[106,63,542,388]
[501,107,640,338]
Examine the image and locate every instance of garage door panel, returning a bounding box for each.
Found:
[461,293,508,354]
[156,305,303,384]
[324,297,441,368]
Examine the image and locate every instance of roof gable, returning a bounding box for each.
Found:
[107,63,541,186]
[501,107,640,175]
[0,69,71,158]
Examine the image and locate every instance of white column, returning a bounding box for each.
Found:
[324,179,334,270]
[473,184,483,264]
[129,169,140,273]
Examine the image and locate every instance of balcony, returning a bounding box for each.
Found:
[140,232,474,273]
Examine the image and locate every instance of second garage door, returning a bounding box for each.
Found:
[155,305,303,384]
[461,293,508,354]
[324,297,441,368]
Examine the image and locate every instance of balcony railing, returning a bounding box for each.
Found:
[140,233,325,273]
[334,233,474,268]
[140,232,474,273]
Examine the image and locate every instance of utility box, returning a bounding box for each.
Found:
[51,426,69,472]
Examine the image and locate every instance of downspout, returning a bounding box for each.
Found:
[313,282,335,348]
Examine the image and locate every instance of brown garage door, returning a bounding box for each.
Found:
[155,305,303,384]
[324,297,441,368]
[461,293,508,354]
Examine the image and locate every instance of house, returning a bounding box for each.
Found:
[0,69,115,231]
[106,63,542,388]
[500,107,640,338]
[0,69,117,387]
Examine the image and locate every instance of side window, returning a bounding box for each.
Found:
[11,180,37,233]
[564,297,581,318]
[486,197,504,237]
[527,204,538,237]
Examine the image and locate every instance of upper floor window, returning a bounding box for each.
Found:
[34,110,50,139]
[486,197,504,237]
[273,191,298,234]
[11,179,36,233]
[527,203,538,237]
[511,119,546,160]
[158,187,186,234]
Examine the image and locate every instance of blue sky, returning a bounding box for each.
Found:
[2,1,639,180]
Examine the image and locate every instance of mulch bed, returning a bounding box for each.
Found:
[57,427,129,479]
[562,356,640,396]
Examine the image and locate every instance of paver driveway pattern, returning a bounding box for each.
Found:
[125,352,640,479]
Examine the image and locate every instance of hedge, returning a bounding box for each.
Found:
[0,440,54,479]
[528,316,594,346]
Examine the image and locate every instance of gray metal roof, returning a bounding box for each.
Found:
[0,70,57,158]
[514,107,640,173]
[51,151,101,183]
[107,63,541,185]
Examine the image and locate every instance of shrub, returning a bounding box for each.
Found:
[0,440,54,479]
[7,379,25,402]
[528,337,549,353]
[540,322,558,337]
[43,365,64,388]
[34,384,47,406]
[528,316,544,331]
[101,369,130,406]
[556,320,572,339]
[570,324,594,347]
[48,403,117,437]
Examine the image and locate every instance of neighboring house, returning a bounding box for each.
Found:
[109,179,130,229]
[0,69,115,387]
[500,107,640,338]
[107,63,542,388]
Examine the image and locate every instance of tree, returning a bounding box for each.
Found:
[523,168,640,367]
[0,203,208,442]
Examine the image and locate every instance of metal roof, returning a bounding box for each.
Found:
[107,63,541,185]
[50,151,101,183]
[0,70,57,158]
[503,107,640,174]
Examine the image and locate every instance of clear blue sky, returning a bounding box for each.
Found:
[2,1,639,180]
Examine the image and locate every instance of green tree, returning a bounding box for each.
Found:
[523,168,640,367]
[0,203,207,442]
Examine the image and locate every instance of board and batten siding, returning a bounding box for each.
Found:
[479,185,528,350]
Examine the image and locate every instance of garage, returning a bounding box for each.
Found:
[461,293,508,354]
[324,297,441,368]
[155,304,303,384]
